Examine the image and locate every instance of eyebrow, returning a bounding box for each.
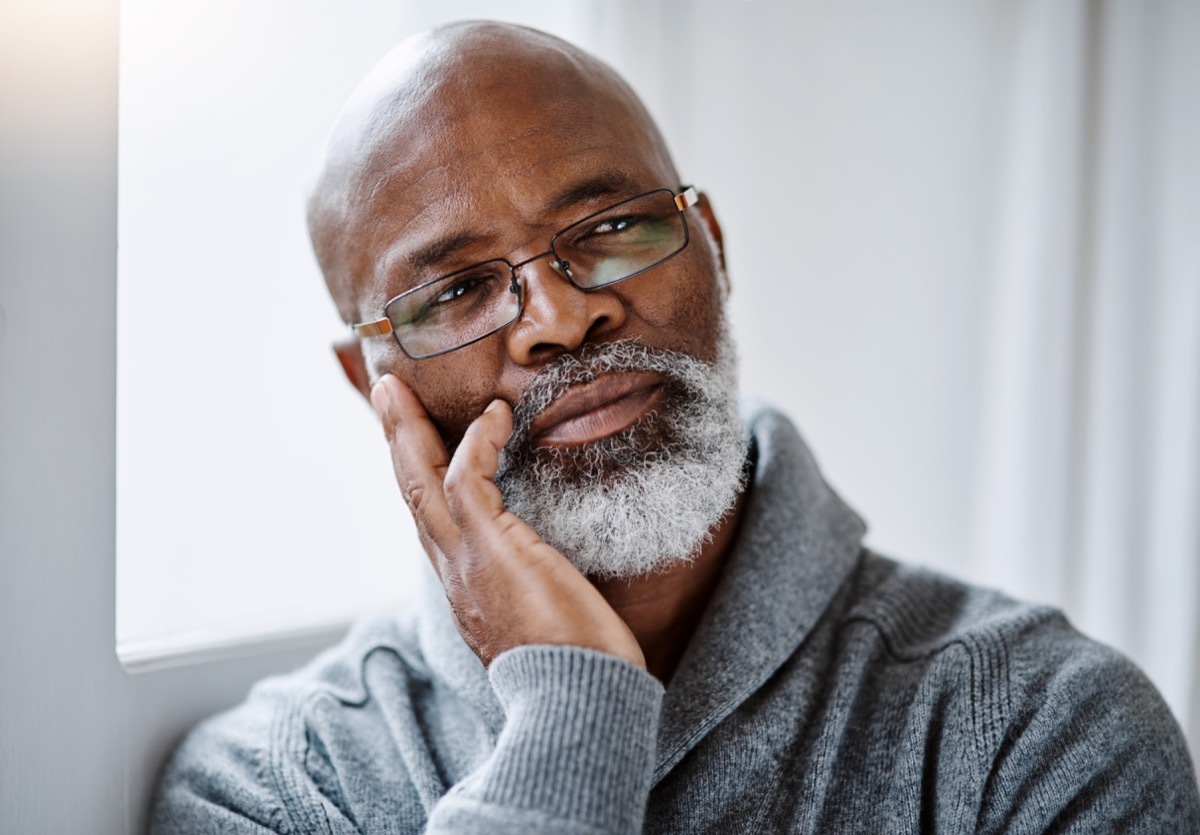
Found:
[406,232,486,275]
[543,171,643,214]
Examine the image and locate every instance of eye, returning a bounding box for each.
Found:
[433,273,490,305]
[584,214,643,238]
[391,262,515,330]
[565,210,673,255]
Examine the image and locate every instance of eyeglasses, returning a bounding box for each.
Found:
[351,186,699,359]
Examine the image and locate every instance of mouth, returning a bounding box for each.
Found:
[526,371,665,449]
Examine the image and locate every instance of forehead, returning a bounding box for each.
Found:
[343,74,676,300]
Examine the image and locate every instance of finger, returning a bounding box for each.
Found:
[443,399,512,522]
[444,400,552,559]
[370,374,462,571]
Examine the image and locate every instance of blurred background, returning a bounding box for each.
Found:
[117,0,1199,752]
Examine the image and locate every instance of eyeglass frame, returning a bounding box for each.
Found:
[350,185,699,359]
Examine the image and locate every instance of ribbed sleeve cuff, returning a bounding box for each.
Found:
[473,644,664,833]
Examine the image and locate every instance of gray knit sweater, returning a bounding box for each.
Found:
[151,403,1200,833]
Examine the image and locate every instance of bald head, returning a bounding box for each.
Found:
[307,21,681,322]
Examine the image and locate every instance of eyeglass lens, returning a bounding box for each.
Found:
[385,189,688,358]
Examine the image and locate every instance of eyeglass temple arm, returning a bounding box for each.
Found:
[352,319,392,338]
[675,186,698,211]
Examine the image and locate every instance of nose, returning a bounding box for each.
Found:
[504,252,626,365]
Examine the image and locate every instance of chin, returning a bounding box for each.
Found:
[495,329,748,580]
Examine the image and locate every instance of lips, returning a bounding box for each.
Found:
[526,371,664,448]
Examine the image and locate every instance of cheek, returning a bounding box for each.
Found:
[626,259,726,363]
[402,354,503,447]
[363,338,501,432]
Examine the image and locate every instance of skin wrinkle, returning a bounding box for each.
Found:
[380,170,648,300]
[371,156,641,279]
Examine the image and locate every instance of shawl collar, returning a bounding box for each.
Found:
[653,400,866,780]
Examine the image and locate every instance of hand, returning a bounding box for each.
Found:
[370,374,646,670]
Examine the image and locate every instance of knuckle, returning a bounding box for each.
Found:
[400,479,431,514]
[441,464,464,496]
[441,472,470,517]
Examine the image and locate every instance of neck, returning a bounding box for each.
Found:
[591,489,748,683]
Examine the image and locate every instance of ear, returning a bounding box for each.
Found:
[694,191,728,290]
[333,337,373,401]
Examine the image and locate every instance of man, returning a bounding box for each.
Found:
[152,21,1200,834]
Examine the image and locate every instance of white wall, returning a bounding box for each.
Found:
[677,2,1014,575]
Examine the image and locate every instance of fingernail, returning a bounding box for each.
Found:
[370,375,396,422]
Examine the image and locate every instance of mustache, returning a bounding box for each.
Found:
[504,340,703,452]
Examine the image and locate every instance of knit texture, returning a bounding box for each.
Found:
[150,401,1200,834]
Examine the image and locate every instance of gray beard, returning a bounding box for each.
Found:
[494,327,748,580]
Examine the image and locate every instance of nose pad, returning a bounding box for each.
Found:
[515,253,576,301]
[550,259,574,281]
